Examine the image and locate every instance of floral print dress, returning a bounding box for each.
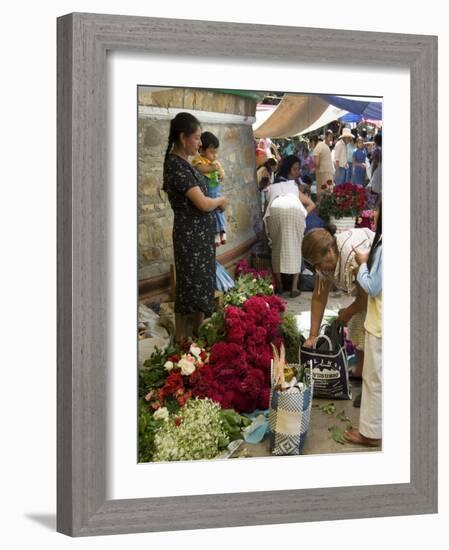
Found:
[163,154,216,317]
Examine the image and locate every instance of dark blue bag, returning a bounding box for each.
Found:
[300,321,351,400]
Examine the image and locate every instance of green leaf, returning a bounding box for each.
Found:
[336,410,351,423]
[329,425,346,445]
[279,312,304,364]
[319,403,336,415]
[197,311,225,347]
[219,409,251,441]
[164,396,181,415]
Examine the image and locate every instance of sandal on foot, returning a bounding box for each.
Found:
[290,289,301,298]
[344,429,381,447]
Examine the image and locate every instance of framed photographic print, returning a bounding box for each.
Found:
[57,12,437,536]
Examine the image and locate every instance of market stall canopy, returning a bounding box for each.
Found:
[253,94,383,138]
[320,95,382,121]
[254,95,331,138]
[295,104,347,136]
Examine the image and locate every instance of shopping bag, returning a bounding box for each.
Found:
[300,322,352,400]
[269,344,313,456]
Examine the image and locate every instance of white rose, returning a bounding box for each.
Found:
[269,284,274,290]
[153,407,169,421]
[164,360,174,371]
[189,344,201,359]
[178,357,196,376]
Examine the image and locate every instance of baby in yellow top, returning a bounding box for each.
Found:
[192,131,227,246]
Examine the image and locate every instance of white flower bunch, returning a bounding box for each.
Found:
[153,398,228,462]
[153,407,169,421]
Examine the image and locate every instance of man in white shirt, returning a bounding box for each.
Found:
[312,130,334,202]
[333,127,354,185]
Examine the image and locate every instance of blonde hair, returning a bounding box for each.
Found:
[302,227,337,267]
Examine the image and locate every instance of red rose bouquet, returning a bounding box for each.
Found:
[189,294,285,413]
[319,182,368,220]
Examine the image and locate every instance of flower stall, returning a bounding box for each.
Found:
[138,263,307,462]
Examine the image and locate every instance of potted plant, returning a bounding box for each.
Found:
[318,182,368,231]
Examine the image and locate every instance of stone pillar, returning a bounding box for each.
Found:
[138,87,261,297]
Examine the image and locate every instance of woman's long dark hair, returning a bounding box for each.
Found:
[367,199,382,271]
[275,155,300,181]
[163,112,201,164]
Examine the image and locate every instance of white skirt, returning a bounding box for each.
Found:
[266,196,306,274]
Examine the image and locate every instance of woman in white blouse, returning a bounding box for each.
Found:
[263,155,315,297]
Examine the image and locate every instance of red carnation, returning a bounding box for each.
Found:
[177,390,192,407]
[264,294,286,313]
[163,371,184,395]
[227,326,246,345]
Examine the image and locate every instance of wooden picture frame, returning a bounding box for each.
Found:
[57,12,437,536]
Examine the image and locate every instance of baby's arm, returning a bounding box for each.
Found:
[214,160,225,181]
[195,162,217,175]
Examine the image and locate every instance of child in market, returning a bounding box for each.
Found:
[192,131,227,246]
[344,200,382,447]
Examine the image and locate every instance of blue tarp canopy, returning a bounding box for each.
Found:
[319,95,382,121]
[339,112,362,123]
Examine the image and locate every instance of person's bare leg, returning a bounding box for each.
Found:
[292,273,300,291]
[192,311,205,338]
[175,313,187,344]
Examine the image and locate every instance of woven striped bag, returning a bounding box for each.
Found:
[269,344,313,456]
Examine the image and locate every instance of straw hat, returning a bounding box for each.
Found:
[341,127,353,139]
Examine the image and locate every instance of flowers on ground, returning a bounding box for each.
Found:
[138,266,289,462]
[141,343,209,413]
[235,259,272,281]
[153,407,169,421]
[153,398,228,461]
[224,272,274,306]
[191,294,285,413]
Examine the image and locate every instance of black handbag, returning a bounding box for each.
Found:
[300,321,352,400]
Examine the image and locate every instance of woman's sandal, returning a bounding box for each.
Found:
[290,289,301,298]
[344,429,381,447]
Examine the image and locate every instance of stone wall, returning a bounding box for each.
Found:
[138,88,262,283]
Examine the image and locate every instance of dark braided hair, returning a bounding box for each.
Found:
[275,155,301,182]
[164,112,201,164]
[367,199,382,271]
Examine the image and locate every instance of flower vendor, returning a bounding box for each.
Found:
[163,112,229,343]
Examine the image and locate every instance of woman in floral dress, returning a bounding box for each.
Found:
[163,113,228,343]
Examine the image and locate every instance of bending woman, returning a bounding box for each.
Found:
[301,226,375,377]
[163,112,228,343]
[264,155,315,297]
